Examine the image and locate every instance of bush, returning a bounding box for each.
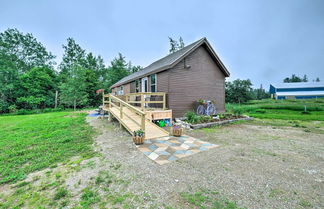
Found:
[185,111,203,124]
[8,105,17,113]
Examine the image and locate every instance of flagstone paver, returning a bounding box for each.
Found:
[136,135,219,165]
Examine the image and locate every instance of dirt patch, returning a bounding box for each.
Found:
[79,117,323,208]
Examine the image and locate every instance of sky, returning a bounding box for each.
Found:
[1,0,324,88]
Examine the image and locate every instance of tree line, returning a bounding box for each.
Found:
[283,74,320,83]
[225,79,270,104]
[0,28,141,113]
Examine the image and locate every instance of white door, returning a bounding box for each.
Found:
[141,77,148,92]
[141,77,148,108]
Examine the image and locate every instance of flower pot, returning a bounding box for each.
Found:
[133,136,144,145]
[171,127,183,137]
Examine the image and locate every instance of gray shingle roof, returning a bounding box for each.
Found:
[111,37,229,88]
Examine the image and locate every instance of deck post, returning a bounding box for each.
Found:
[120,103,123,119]
[108,95,112,109]
[141,94,144,110]
[141,114,145,133]
[102,92,104,107]
[163,93,166,110]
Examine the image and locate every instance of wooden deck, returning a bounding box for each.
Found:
[103,94,169,139]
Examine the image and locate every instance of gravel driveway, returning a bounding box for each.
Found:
[85,117,324,209]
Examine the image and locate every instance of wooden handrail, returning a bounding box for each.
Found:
[108,94,145,115]
[106,94,146,133]
[125,92,167,110]
[127,92,166,96]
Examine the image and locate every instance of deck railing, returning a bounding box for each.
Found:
[103,93,146,133]
[125,92,167,110]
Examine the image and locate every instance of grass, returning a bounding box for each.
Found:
[0,111,95,184]
[54,187,69,200]
[226,98,324,121]
[80,188,100,208]
[180,190,243,209]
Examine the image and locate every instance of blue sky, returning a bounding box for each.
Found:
[1,0,324,88]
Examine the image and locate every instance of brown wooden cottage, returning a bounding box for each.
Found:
[110,37,230,118]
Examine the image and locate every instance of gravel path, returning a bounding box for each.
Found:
[84,117,324,208]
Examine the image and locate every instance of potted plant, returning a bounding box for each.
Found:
[171,125,183,137]
[133,129,145,145]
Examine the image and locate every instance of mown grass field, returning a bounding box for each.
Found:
[0,111,95,184]
[226,98,324,121]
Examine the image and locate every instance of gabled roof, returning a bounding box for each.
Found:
[271,82,324,89]
[111,37,230,88]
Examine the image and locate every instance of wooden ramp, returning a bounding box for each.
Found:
[103,94,169,139]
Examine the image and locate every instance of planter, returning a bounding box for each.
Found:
[171,126,183,137]
[190,117,253,129]
[133,136,144,145]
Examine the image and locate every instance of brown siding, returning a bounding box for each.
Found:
[168,45,226,118]
[111,87,117,94]
[156,70,170,107]
[111,45,226,118]
[130,81,136,93]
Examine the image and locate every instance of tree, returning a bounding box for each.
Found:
[0,28,55,112]
[252,84,270,100]
[225,79,254,103]
[105,53,130,89]
[59,38,86,82]
[302,74,308,82]
[127,61,142,73]
[169,37,178,54]
[59,66,88,110]
[168,36,185,53]
[0,28,55,72]
[0,53,19,112]
[283,74,304,83]
[16,67,57,109]
[315,77,320,82]
[179,37,185,49]
[58,38,108,107]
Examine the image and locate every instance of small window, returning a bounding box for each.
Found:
[119,86,124,95]
[135,80,140,93]
[150,74,157,92]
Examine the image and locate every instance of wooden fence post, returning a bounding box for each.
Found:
[141,94,144,110]
[120,103,123,119]
[163,93,166,110]
[141,114,145,133]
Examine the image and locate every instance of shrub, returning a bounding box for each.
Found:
[185,111,202,124]
[8,105,17,113]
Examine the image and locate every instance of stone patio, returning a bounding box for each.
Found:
[137,135,219,165]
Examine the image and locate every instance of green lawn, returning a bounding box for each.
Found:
[226,98,324,121]
[0,111,95,184]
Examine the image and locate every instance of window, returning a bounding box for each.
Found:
[119,86,124,95]
[135,80,140,92]
[150,74,157,92]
